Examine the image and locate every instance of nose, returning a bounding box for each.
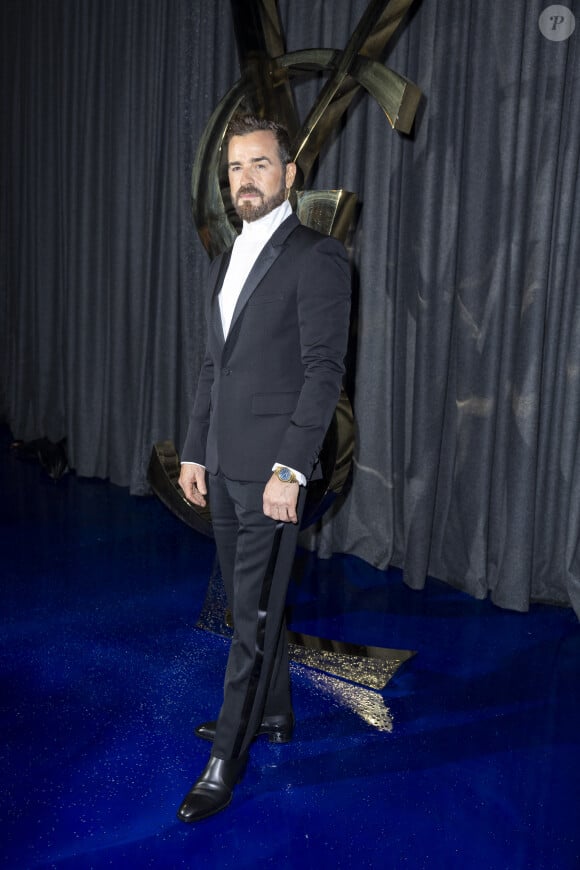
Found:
[240,165,256,185]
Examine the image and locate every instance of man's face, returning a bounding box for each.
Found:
[227,130,296,222]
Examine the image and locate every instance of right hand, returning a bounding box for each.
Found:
[178,463,207,508]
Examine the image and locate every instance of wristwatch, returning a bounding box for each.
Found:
[275,466,299,483]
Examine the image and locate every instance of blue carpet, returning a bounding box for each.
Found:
[1,430,579,869]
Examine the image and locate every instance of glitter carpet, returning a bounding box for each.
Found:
[1,427,579,869]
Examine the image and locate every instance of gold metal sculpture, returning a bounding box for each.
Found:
[149,0,421,694]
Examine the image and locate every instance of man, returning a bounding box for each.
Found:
[177,114,351,822]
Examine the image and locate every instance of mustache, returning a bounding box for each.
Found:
[236,184,263,199]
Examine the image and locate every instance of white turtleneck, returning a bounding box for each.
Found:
[219,199,292,336]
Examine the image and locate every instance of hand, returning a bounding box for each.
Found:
[263,474,299,523]
[178,463,207,508]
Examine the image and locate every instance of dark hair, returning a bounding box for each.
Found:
[225,114,292,166]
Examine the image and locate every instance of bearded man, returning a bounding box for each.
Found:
[177,113,351,822]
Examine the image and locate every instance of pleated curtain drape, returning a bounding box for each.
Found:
[2,0,579,618]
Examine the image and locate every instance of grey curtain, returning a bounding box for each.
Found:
[0,0,220,488]
[2,1,579,618]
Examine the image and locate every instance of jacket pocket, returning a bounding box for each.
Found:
[251,391,300,416]
[246,293,285,306]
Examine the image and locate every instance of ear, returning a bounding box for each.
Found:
[285,161,297,190]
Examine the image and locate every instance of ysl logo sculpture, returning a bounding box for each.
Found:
[149,1,422,682]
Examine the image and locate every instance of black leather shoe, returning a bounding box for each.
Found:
[195,713,294,745]
[177,754,247,823]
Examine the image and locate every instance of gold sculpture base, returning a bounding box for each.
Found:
[195,557,416,693]
[287,631,415,691]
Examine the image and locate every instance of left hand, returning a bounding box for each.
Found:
[263,474,299,523]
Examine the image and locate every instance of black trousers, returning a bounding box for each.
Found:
[208,471,306,760]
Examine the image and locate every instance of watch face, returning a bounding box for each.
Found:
[278,467,292,481]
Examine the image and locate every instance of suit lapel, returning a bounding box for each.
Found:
[209,250,231,349]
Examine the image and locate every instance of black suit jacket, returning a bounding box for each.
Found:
[181,212,351,483]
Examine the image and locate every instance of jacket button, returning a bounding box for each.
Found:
[222,368,231,376]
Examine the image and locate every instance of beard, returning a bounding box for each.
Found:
[234,182,286,222]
